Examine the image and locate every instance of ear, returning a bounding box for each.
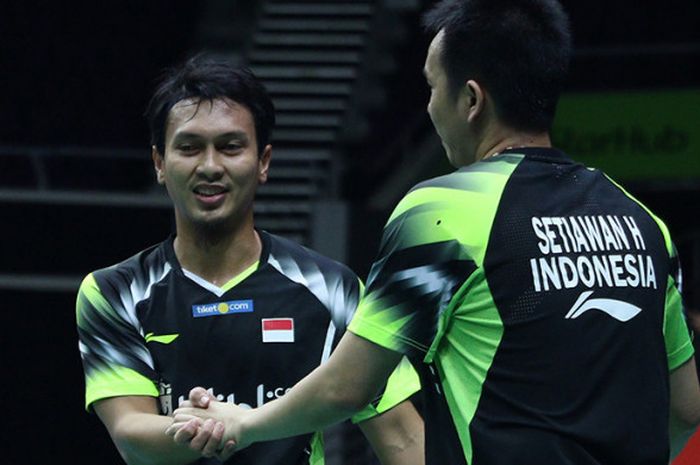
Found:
[152,146,166,185]
[258,144,272,184]
[465,80,486,123]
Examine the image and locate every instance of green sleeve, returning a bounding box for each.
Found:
[664,274,694,371]
[77,273,159,410]
[348,279,421,423]
[350,356,421,424]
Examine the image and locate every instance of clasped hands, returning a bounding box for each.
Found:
[165,387,250,461]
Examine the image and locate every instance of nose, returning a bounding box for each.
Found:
[196,146,224,179]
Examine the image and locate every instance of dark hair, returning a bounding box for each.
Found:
[145,54,275,156]
[423,0,572,132]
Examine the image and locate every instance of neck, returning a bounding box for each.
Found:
[475,130,552,162]
[174,216,261,287]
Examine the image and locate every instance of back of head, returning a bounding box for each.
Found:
[423,0,572,132]
[145,54,275,155]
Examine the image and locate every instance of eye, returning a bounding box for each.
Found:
[221,142,244,153]
[177,143,197,153]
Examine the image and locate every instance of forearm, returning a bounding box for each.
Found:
[95,396,203,465]
[111,411,203,465]
[245,360,368,443]
[243,333,402,446]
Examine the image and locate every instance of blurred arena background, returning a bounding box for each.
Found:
[1,0,699,463]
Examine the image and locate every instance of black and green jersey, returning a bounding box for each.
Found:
[77,230,419,465]
[349,147,694,465]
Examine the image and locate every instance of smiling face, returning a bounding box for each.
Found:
[153,97,271,235]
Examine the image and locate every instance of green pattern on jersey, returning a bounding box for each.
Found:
[432,272,503,464]
[77,273,158,409]
[664,275,694,370]
[309,432,325,465]
[85,365,158,408]
[219,260,259,293]
[351,357,421,424]
[77,273,116,323]
[350,155,523,461]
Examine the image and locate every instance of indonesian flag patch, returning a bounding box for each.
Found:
[261,318,295,343]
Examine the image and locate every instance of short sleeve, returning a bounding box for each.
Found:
[350,356,421,424]
[76,273,158,410]
[349,190,476,358]
[663,254,694,371]
[332,278,421,424]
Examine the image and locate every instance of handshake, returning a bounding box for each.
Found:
[166,387,249,461]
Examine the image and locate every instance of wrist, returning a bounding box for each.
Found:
[240,408,257,445]
[224,407,256,449]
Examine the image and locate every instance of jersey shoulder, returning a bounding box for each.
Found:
[263,232,361,328]
[265,232,359,283]
[410,154,522,193]
[77,239,173,317]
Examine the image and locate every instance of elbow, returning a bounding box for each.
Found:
[325,381,377,416]
[677,413,700,431]
[671,406,700,432]
[109,422,150,465]
[327,391,372,416]
[110,432,139,465]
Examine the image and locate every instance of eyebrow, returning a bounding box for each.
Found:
[172,131,250,142]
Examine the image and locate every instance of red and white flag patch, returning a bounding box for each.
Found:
[261,318,295,343]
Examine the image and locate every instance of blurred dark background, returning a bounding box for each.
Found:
[1,1,699,464]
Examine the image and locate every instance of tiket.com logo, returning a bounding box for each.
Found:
[192,299,254,318]
[565,290,642,322]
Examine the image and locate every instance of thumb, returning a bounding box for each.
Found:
[189,386,211,408]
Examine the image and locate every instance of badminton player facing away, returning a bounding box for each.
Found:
[75,55,424,465]
[168,1,700,464]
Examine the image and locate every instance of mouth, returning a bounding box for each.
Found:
[193,185,228,196]
[192,185,229,205]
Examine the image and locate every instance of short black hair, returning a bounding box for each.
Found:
[145,54,275,156]
[423,0,572,132]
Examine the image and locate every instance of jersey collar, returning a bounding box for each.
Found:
[497,146,575,164]
[163,230,271,272]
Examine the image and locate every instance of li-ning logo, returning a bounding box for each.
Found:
[192,299,254,318]
[145,333,179,344]
[565,290,642,322]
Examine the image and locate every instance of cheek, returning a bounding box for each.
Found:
[229,161,261,186]
[427,98,437,123]
[428,101,445,133]
[427,91,437,112]
[163,166,187,187]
